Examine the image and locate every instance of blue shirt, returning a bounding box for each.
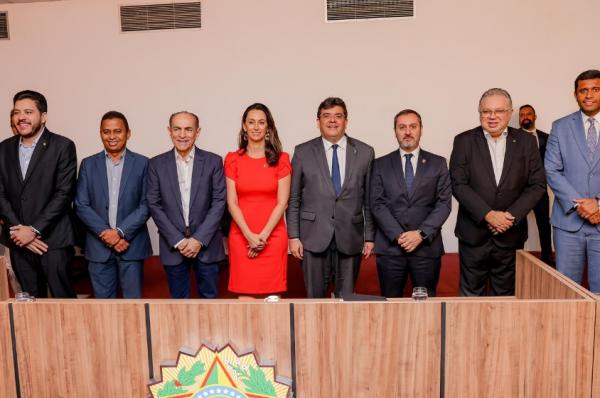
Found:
[18,132,43,179]
[105,150,126,229]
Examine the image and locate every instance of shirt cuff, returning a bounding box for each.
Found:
[174,238,185,249]
[116,227,125,239]
[30,226,41,236]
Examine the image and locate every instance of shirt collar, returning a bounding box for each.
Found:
[19,128,44,148]
[483,129,508,140]
[322,135,347,151]
[175,147,195,163]
[104,148,127,162]
[399,147,420,160]
[581,110,599,126]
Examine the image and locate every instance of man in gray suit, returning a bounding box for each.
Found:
[287,97,375,298]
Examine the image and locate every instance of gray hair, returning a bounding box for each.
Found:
[478,88,513,111]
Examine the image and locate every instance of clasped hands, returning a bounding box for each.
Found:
[99,229,130,253]
[485,210,515,235]
[574,198,600,224]
[397,230,423,253]
[246,232,268,259]
[9,224,48,255]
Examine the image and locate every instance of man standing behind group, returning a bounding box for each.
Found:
[450,88,545,296]
[519,104,554,265]
[75,111,151,298]
[545,70,600,293]
[370,110,452,297]
[147,111,226,298]
[0,90,77,298]
[287,97,374,298]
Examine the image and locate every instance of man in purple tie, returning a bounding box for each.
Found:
[545,69,600,293]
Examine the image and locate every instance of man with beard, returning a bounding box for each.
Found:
[519,104,553,266]
[0,90,77,298]
[370,109,452,297]
[545,70,600,293]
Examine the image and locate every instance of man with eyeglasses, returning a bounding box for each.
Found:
[450,88,545,296]
[545,70,600,294]
[287,97,375,298]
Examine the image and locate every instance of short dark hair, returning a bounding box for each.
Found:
[519,104,536,114]
[575,69,600,91]
[317,97,347,119]
[393,109,422,128]
[169,111,200,128]
[101,111,130,131]
[13,90,47,113]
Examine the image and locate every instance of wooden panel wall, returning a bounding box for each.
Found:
[12,301,149,397]
[0,256,9,301]
[0,303,16,398]
[294,301,441,398]
[445,300,595,398]
[515,250,590,300]
[148,301,292,381]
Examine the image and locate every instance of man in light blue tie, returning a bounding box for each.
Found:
[287,97,375,298]
[545,69,600,293]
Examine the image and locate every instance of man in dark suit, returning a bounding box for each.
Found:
[147,111,225,298]
[450,88,546,296]
[75,111,151,298]
[0,90,77,298]
[287,97,374,298]
[519,104,554,266]
[370,109,452,297]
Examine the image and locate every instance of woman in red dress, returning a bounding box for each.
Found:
[224,103,291,295]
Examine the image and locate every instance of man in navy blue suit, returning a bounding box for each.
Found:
[146,111,225,299]
[370,109,452,297]
[75,111,151,298]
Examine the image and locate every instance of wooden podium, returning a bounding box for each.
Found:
[0,252,598,397]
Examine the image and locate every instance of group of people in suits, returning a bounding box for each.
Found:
[1,68,599,299]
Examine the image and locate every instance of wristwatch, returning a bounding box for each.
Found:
[417,229,427,240]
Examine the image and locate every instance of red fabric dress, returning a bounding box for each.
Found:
[224,151,291,294]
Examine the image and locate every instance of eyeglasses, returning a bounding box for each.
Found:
[480,109,511,117]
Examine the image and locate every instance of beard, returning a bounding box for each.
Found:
[521,119,534,130]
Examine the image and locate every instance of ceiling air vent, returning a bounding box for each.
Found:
[326,0,414,21]
[0,12,8,39]
[120,2,201,32]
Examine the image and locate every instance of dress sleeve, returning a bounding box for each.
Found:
[224,152,238,180]
[277,152,292,179]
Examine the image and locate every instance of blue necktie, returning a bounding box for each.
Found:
[404,153,414,193]
[332,144,342,196]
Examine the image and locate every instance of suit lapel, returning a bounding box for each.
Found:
[118,150,132,202]
[94,152,109,205]
[497,129,516,188]
[475,129,497,188]
[166,150,184,219]
[409,151,428,201]
[8,137,22,185]
[390,151,406,195]
[341,136,357,195]
[22,129,49,185]
[570,113,591,167]
[311,138,336,197]
[189,147,205,212]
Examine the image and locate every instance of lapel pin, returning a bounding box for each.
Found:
[513,139,516,143]
[43,142,47,146]
[422,159,426,164]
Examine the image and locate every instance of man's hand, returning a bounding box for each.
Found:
[589,212,600,225]
[10,225,37,247]
[179,238,202,258]
[362,241,374,258]
[113,239,130,253]
[485,211,515,234]
[575,198,599,219]
[100,229,121,247]
[398,231,423,253]
[289,238,304,260]
[25,237,48,255]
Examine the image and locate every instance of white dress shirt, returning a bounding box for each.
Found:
[322,135,347,184]
[399,147,420,177]
[483,130,508,186]
[175,148,194,226]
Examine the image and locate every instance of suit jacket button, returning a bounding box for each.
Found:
[331,216,335,219]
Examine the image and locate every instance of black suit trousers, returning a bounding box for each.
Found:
[376,254,441,297]
[10,246,76,298]
[533,192,553,263]
[459,240,516,296]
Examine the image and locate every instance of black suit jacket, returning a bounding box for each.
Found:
[0,128,77,249]
[370,149,452,257]
[450,126,546,248]
[520,128,549,164]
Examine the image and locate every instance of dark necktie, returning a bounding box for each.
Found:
[404,153,414,193]
[587,118,598,158]
[332,144,342,196]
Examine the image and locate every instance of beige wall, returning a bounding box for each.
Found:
[0,0,597,252]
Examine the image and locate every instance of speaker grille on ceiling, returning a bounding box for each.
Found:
[120,2,201,32]
[326,0,414,21]
[0,12,8,40]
